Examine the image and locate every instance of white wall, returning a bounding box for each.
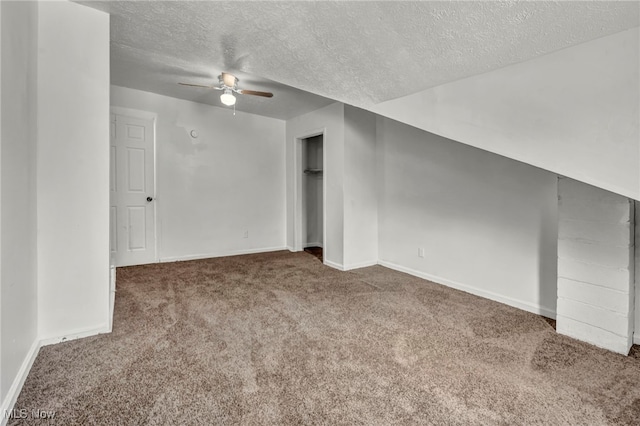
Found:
[111,86,286,261]
[37,1,110,340]
[343,106,378,269]
[371,28,640,201]
[0,0,38,409]
[286,102,345,267]
[377,116,558,317]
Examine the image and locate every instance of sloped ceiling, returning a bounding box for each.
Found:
[79,1,639,119]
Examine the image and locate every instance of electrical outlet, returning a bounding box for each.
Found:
[418,248,425,258]
[243,230,249,239]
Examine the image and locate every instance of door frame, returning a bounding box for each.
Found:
[109,106,159,328]
[110,106,159,266]
[293,128,326,259]
[109,106,160,264]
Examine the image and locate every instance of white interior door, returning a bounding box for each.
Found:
[110,112,156,267]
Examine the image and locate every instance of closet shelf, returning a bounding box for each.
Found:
[304,169,323,175]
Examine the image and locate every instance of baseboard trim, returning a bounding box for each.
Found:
[343,259,378,271]
[0,339,40,426]
[324,259,345,271]
[1,323,111,425]
[39,324,111,347]
[634,333,640,345]
[304,242,323,248]
[159,246,288,263]
[377,260,557,319]
[109,265,116,332]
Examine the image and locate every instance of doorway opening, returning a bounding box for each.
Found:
[302,135,323,261]
[109,107,158,328]
[294,132,325,262]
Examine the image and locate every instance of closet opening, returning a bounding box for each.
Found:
[301,134,323,262]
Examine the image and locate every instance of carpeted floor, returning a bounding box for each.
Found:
[11,251,640,425]
[303,246,323,262]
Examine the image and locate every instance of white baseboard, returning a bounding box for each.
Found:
[109,265,116,332]
[304,242,323,248]
[343,259,378,271]
[0,323,111,425]
[0,339,40,426]
[324,259,377,271]
[324,259,345,271]
[634,333,640,345]
[159,246,288,263]
[38,324,111,347]
[377,260,557,319]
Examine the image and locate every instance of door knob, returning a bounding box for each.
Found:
[147,196,153,202]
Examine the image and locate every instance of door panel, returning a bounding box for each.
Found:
[127,207,146,250]
[126,148,146,192]
[126,123,145,140]
[110,206,117,257]
[110,113,156,266]
[110,146,117,191]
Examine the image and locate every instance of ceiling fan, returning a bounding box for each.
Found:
[179,72,273,107]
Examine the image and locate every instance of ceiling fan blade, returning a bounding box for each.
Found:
[237,89,273,98]
[178,82,221,90]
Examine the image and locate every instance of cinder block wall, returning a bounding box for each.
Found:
[557,177,635,354]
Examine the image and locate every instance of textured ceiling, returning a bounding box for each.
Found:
[79,1,639,118]
[109,45,335,120]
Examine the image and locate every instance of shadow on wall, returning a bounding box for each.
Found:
[539,194,559,319]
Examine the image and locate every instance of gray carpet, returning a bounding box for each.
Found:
[11,251,640,424]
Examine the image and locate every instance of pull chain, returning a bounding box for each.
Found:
[233,103,236,116]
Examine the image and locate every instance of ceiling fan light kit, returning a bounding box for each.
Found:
[179,72,273,110]
[220,88,236,106]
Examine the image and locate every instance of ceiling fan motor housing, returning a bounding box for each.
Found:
[220,73,238,89]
